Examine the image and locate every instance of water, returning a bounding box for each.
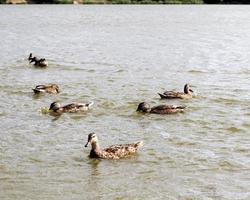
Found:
[0,5,250,200]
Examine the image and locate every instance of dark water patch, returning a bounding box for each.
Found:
[87,69,96,73]
[226,127,244,133]
[32,93,60,100]
[233,88,248,93]
[69,114,90,120]
[234,148,249,153]
[0,111,7,117]
[187,69,213,74]
[211,97,243,105]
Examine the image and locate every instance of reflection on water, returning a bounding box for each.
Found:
[0,5,250,200]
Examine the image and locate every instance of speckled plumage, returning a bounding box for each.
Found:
[158,84,194,99]
[28,53,48,67]
[33,84,59,94]
[49,101,94,114]
[85,133,143,159]
[137,102,186,114]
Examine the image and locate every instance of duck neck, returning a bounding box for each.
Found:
[53,107,62,113]
[184,85,189,94]
[91,141,100,152]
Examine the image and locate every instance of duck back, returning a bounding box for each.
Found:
[90,141,143,159]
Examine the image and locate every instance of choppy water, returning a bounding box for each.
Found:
[0,5,250,200]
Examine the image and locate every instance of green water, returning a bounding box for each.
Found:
[0,5,250,200]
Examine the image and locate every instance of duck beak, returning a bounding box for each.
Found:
[85,141,89,147]
[190,89,194,92]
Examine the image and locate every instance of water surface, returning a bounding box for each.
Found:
[0,5,250,200]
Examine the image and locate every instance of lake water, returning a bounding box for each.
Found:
[0,5,250,200]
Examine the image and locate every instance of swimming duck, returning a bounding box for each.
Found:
[85,133,143,159]
[28,53,48,67]
[158,84,194,99]
[49,101,94,114]
[136,102,186,114]
[33,84,60,94]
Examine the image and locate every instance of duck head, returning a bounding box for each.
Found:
[28,53,33,61]
[184,84,193,94]
[49,102,61,112]
[85,132,98,147]
[136,102,151,113]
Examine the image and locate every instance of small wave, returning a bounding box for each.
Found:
[99,101,116,109]
[217,160,242,171]
[234,148,249,153]
[187,69,207,74]
[82,61,117,67]
[70,114,89,120]
[240,69,250,74]
[211,97,243,105]
[29,157,43,163]
[226,127,243,133]
[116,69,125,73]
[6,90,31,96]
[168,137,197,147]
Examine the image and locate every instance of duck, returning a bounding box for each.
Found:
[136,102,186,114]
[85,133,143,159]
[28,53,48,67]
[49,101,94,114]
[33,84,60,94]
[158,84,194,99]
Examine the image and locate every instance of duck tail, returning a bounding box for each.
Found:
[176,105,186,110]
[135,141,143,148]
[158,93,167,99]
[86,101,94,108]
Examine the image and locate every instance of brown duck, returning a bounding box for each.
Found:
[136,102,186,114]
[33,84,59,94]
[158,84,194,99]
[49,101,94,114]
[85,133,143,159]
[28,53,48,67]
